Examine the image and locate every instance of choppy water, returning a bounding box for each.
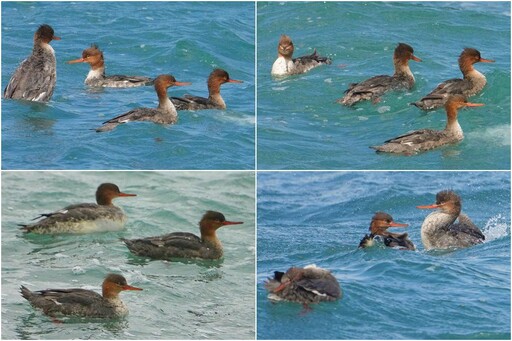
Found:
[257,1,510,170]
[2,1,255,170]
[2,171,255,339]
[257,171,510,340]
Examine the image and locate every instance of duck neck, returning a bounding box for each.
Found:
[200,226,222,249]
[393,59,414,81]
[156,86,177,116]
[444,107,463,138]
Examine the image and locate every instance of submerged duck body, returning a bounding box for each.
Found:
[338,43,421,106]
[21,274,142,318]
[95,74,190,132]
[19,183,136,234]
[122,211,243,260]
[359,212,414,250]
[68,44,153,88]
[171,69,242,110]
[370,95,484,155]
[4,24,60,102]
[417,190,485,250]
[271,35,331,76]
[265,264,342,306]
[412,48,494,110]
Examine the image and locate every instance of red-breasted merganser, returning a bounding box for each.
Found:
[271,34,331,76]
[19,183,136,234]
[412,48,494,110]
[358,212,415,250]
[21,274,142,318]
[417,190,485,250]
[370,95,484,155]
[171,69,242,110]
[338,43,421,106]
[122,211,243,260]
[265,264,342,309]
[4,24,60,102]
[67,45,153,88]
[95,74,190,132]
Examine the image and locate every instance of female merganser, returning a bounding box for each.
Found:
[417,190,485,250]
[265,264,342,309]
[358,212,415,250]
[4,24,60,102]
[95,74,190,132]
[171,69,242,110]
[412,48,494,110]
[21,274,142,318]
[271,34,331,76]
[370,95,484,155]
[122,211,243,260]
[337,43,421,106]
[67,45,153,87]
[19,183,136,234]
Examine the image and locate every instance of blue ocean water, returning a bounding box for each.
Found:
[257,2,510,170]
[2,171,255,339]
[257,171,510,339]
[2,2,255,170]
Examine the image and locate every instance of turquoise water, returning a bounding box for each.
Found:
[2,171,255,339]
[257,2,510,170]
[257,171,510,339]
[2,2,255,170]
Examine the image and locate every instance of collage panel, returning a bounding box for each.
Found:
[257,171,510,339]
[2,1,255,170]
[2,171,255,339]
[257,1,510,170]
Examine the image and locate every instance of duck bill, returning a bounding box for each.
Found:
[389,222,409,227]
[465,102,485,107]
[53,36,61,41]
[274,281,290,292]
[228,79,243,83]
[411,55,422,62]
[479,58,495,63]
[222,221,244,226]
[174,82,191,87]
[67,58,86,64]
[118,192,137,197]
[122,285,143,291]
[416,204,439,209]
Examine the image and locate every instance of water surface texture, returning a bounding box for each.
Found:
[257,171,510,339]
[2,171,255,339]
[2,2,255,170]
[258,2,510,170]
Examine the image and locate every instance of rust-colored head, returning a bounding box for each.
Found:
[153,74,191,91]
[417,190,462,216]
[444,95,484,114]
[394,43,422,63]
[208,69,243,87]
[199,211,243,232]
[277,34,294,58]
[369,212,408,235]
[95,183,136,206]
[459,48,494,67]
[35,24,60,44]
[102,274,142,298]
[67,44,103,66]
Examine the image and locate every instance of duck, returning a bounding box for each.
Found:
[412,48,494,110]
[417,190,485,250]
[271,34,331,76]
[358,212,415,250]
[337,43,421,106]
[370,95,484,155]
[4,24,60,102]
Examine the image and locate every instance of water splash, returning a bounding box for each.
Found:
[482,214,510,241]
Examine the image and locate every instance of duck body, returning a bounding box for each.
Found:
[417,190,485,250]
[95,74,190,132]
[122,211,243,260]
[4,24,60,102]
[20,274,142,318]
[68,45,153,88]
[265,265,342,305]
[171,69,242,110]
[338,43,421,106]
[271,35,331,76]
[371,95,484,155]
[412,48,494,110]
[19,183,136,234]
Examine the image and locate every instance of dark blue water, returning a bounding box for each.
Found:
[2,2,255,170]
[257,2,510,170]
[257,171,510,339]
